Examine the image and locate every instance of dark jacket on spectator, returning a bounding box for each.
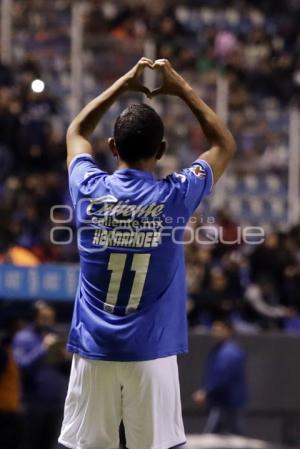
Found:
[203,340,247,408]
[12,325,68,407]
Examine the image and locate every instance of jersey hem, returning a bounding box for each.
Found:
[66,343,188,362]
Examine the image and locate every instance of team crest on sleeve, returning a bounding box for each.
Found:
[189,165,206,178]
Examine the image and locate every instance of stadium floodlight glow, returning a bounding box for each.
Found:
[31,79,45,93]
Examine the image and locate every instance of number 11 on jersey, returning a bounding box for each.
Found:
[105,253,151,314]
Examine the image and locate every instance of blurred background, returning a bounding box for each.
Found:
[0,0,300,448]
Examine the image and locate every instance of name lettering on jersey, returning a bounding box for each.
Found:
[92,229,161,248]
[83,195,165,249]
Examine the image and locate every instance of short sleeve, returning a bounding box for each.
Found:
[167,159,214,216]
[68,154,107,206]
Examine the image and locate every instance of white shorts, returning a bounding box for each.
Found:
[58,354,186,449]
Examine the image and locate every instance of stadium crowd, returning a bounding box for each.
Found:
[0,0,300,333]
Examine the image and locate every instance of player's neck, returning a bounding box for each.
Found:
[117,159,156,174]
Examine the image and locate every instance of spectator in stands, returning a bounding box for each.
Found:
[13,301,70,449]
[215,209,239,253]
[250,232,298,306]
[189,268,236,326]
[239,279,295,331]
[0,332,21,449]
[0,86,20,179]
[193,320,248,435]
[250,233,282,286]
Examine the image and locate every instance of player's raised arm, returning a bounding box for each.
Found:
[66,57,154,167]
[152,59,236,183]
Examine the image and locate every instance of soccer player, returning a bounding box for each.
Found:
[58,58,236,449]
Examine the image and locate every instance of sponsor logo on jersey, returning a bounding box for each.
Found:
[86,195,165,219]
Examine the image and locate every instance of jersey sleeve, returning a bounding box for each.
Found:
[68,154,107,206]
[167,159,214,216]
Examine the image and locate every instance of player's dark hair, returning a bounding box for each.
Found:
[113,104,164,163]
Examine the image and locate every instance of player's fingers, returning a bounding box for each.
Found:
[138,58,154,70]
[139,57,154,65]
[139,83,152,98]
[151,87,164,97]
[153,61,170,74]
[136,59,154,76]
[153,58,171,67]
[152,63,166,74]
[153,60,165,67]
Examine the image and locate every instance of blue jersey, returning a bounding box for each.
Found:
[67,154,213,361]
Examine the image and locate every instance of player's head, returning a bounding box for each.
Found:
[109,103,166,165]
[33,300,55,332]
[211,319,233,342]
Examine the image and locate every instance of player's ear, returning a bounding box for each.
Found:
[155,140,167,160]
[108,137,118,158]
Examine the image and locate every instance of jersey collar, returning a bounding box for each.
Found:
[114,168,154,180]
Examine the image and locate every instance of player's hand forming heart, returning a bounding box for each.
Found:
[151,59,189,97]
[123,57,189,98]
[122,57,154,98]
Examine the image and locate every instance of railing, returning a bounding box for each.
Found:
[0,264,78,300]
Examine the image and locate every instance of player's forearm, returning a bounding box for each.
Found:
[179,85,236,154]
[67,76,126,139]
